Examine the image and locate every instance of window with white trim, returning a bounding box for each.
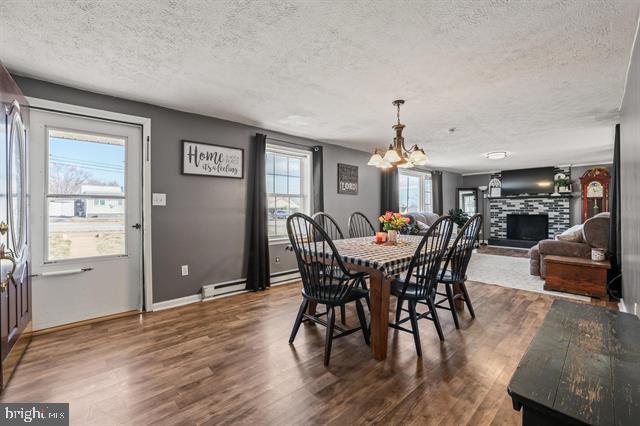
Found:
[265,144,312,239]
[398,170,433,213]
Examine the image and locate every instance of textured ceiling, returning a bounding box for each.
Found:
[1,0,639,172]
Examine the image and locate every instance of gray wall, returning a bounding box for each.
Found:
[14,76,380,303]
[620,20,640,315]
[442,171,463,214]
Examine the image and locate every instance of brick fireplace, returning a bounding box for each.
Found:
[488,196,571,248]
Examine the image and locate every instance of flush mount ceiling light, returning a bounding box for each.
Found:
[485,151,509,160]
[367,100,429,169]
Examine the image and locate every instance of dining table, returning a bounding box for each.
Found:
[288,234,461,361]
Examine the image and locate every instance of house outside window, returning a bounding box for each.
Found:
[398,170,433,213]
[265,144,312,239]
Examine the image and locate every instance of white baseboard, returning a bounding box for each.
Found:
[271,270,300,286]
[152,294,202,311]
[618,298,638,317]
[156,271,301,311]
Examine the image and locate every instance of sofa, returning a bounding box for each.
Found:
[529,212,610,278]
[403,211,440,235]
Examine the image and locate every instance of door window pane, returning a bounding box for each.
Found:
[48,129,125,195]
[9,110,26,252]
[47,198,125,261]
[46,129,126,261]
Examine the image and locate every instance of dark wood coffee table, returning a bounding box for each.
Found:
[508,299,640,425]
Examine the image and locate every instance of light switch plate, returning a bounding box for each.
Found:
[152,193,166,206]
[181,265,189,276]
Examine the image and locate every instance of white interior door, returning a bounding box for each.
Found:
[30,109,142,330]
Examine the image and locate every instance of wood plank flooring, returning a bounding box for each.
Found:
[0,281,562,425]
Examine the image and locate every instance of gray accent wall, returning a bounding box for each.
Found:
[620,21,640,315]
[442,171,463,214]
[14,76,381,303]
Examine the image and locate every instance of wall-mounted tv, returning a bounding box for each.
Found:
[501,167,555,196]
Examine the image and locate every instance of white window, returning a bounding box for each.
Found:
[399,170,433,213]
[265,144,312,239]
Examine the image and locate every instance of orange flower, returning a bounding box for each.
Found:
[394,213,402,219]
[384,212,393,221]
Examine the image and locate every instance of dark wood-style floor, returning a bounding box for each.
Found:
[2,282,562,425]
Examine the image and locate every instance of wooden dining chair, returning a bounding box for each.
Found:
[433,214,482,329]
[287,213,370,366]
[347,212,376,238]
[389,216,454,356]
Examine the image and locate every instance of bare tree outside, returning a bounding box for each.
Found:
[48,164,90,194]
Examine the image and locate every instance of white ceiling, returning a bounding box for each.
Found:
[1,0,639,173]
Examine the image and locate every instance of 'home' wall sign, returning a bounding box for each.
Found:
[182,140,244,178]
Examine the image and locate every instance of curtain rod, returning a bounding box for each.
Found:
[265,136,318,150]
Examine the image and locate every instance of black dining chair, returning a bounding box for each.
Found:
[389,216,454,356]
[433,214,482,329]
[287,213,370,366]
[312,211,349,323]
[348,212,376,238]
[312,212,344,240]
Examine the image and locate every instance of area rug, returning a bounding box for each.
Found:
[466,252,590,301]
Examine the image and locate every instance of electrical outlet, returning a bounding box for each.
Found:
[275,257,280,263]
[181,265,189,276]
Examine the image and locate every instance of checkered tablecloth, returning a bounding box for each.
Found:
[287,235,427,279]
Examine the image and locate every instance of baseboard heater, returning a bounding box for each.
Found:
[201,270,300,300]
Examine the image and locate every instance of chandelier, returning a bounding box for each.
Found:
[367,99,429,169]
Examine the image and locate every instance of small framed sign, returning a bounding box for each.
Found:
[337,163,358,195]
[182,140,244,178]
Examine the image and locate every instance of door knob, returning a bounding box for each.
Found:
[0,246,16,293]
[0,222,7,236]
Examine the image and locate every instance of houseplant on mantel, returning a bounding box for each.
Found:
[554,176,572,194]
[378,212,410,243]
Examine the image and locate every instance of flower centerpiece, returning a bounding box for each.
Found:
[378,211,410,243]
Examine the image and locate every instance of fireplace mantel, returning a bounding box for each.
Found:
[488,194,573,200]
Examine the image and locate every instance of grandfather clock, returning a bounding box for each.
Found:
[580,167,610,222]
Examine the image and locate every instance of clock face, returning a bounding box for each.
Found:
[587,181,604,198]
